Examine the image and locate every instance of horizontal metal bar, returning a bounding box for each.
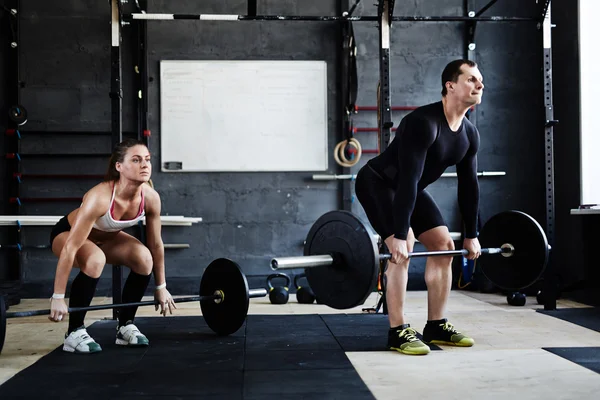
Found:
[125,13,537,22]
[163,244,191,249]
[355,105,418,111]
[7,288,268,318]
[10,197,82,203]
[0,243,189,250]
[6,153,111,158]
[0,215,202,226]
[8,131,122,136]
[402,247,506,258]
[312,171,506,181]
[271,246,511,269]
[14,173,104,180]
[0,244,49,250]
[271,255,334,270]
[354,127,397,132]
[6,295,209,318]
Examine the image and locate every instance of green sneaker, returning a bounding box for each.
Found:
[387,326,431,355]
[423,319,474,347]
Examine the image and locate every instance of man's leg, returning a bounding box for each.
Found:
[383,230,430,355]
[354,166,429,355]
[418,227,475,347]
[383,229,415,327]
[418,227,454,320]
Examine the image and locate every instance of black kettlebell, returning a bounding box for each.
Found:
[507,292,526,306]
[294,274,316,304]
[267,273,290,305]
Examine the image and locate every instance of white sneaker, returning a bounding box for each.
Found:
[63,327,102,354]
[116,322,149,346]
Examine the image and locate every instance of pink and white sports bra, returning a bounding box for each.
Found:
[92,182,145,232]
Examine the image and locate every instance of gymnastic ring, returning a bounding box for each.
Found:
[339,138,361,164]
[334,138,362,168]
[335,138,361,167]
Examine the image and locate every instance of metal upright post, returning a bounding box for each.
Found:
[540,1,558,310]
[464,0,478,125]
[4,1,22,303]
[340,0,355,211]
[110,0,124,319]
[377,0,394,151]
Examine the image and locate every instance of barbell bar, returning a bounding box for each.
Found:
[0,258,267,355]
[270,210,550,310]
[5,289,267,319]
[271,245,514,270]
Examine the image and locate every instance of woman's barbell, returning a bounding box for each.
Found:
[0,258,267,355]
[270,210,551,310]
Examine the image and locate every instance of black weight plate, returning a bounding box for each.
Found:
[8,105,28,126]
[478,210,549,291]
[304,210,379,309]
[199,258,249,336]
[1,295,6,355]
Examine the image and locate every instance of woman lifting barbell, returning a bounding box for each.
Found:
[48,138,177,354]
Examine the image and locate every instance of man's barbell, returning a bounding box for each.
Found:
[271,210,550,310]
[0,258,267,355]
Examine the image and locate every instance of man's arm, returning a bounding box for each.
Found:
[456,130,480,238]
[392,116,436,239]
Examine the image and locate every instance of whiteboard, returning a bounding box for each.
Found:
[579,0,600,204]
[159,60,329,172]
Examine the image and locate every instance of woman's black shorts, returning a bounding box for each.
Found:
[49,215,71,247]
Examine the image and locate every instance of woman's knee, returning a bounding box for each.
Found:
[79,252,106,278]
[129,247,153,275]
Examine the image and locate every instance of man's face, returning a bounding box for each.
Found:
[447,65,484,105]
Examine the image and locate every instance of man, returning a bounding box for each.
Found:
[354,59,484,355]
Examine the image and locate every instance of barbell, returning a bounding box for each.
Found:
[271,210,550,309]
[0,258,267,355]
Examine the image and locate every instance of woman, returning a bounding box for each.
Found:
[48,138,176,354]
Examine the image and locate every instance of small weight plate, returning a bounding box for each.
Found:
[0,295,6,355]
[304,210,379,309]
[478,210,549,291]
[199,258,249,336]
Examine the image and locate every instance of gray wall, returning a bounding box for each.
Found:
[0,0,555,297]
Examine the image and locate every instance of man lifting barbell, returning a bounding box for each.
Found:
[48,138,176,354]
[354,59,484,355]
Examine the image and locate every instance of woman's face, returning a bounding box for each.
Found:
[116,145,152,183]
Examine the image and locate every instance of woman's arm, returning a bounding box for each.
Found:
[53,184,110,295]
[143,186,165,288]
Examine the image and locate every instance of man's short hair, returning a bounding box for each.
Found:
[441,59,477,96]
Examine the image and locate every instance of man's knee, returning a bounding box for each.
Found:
[419,228,454,251]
